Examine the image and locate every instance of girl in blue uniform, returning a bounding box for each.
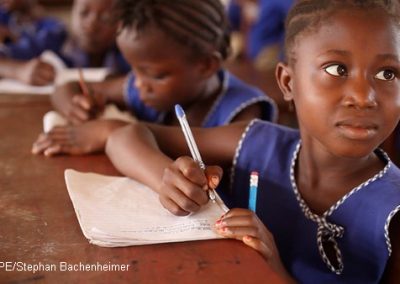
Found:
[0,0,66,85]
[104,0,400,283]
[0,0,129,86]
[31,0,276,156]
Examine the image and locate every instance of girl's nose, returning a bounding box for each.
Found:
[342,76,378,109]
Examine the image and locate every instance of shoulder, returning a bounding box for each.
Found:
[382,207,400,283]
[380,160,400,191]
[220,70,278,122]
[237,119,299,151]
[35,16,66,31]
[224,70,265,97]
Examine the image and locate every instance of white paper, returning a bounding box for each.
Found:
[43,105,137,132]
[0,50,109,95]
[64,169,228,247]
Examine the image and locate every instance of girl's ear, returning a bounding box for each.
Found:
[275,62,294,101]
[197,51,223,79]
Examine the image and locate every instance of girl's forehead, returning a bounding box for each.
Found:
[288,8,400,66]
[300,8,399,49]
[118,25,194,61]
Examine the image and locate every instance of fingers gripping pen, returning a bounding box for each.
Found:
[174,104,217,203]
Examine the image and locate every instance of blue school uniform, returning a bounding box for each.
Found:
[227,0,293,60]
[0,8,67,60]
[123,70,278,125]
[229,119,400,284]
[0,9,129,74]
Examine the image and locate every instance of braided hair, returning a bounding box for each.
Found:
[284,0,400,64]
[113,0,231,60]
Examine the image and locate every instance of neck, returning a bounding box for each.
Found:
[293,140,386,214]
[178,73,222,126]
[189,73,221,107]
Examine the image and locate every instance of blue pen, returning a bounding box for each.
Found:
[174,104,217,202]
[248,171,259,212]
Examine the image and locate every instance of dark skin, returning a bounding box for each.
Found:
[31,23,262,156]
[105,8,400,283]
[70,0,118,60]
[0,0,119,85]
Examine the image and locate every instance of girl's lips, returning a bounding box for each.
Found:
[336,121,378,140]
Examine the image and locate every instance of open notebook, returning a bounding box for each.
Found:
[0,50,109,95]
[64,169,229,247]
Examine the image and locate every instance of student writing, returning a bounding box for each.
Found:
[31,0,277,156]
[104,0,400,282]
[0,0,66,85]
[0,0,129,86]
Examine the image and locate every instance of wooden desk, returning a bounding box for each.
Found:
[0,95,285,283]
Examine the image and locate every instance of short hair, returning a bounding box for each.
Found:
[113,0,231,60]
[284,0,400,64]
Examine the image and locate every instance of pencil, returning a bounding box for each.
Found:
[78,68,99,118]
[78,68,91,98]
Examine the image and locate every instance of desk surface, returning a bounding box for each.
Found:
[0,95,285,283]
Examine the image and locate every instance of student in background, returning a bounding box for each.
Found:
[31,0,277,156]
[58,0,129,74]
[0,0,129,86]
[227,0,294,72]
[0,0,67,85]
[104,0,400,282]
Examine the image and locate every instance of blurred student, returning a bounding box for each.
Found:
[0,0,66,85]
[0,0,129,86]
[31,0,277,156]
[227,0,294,72]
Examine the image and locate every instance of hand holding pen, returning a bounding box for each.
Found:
[175,104,229,212]
[77,68,100,119]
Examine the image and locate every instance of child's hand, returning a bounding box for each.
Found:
[215,208,294,282]
[18,58,56,86]
[158,156,223,216]
[31,120,127,156]
[52,82,105,125]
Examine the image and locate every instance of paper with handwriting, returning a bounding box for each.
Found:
[64,169,228,247]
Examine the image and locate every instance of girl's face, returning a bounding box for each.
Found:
[71,0,117,54]
[117,25,210,111]
[285,9,400,158]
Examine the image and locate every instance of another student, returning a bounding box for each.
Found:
[58,0,129,73]
[0,0,129,86]
[227,0,293,71]
[104,0,400,282]
[0,0,67,85]
[31,0,277,156]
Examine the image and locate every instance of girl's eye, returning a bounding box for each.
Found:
[375,70,396,81]
[324,64,347,77]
